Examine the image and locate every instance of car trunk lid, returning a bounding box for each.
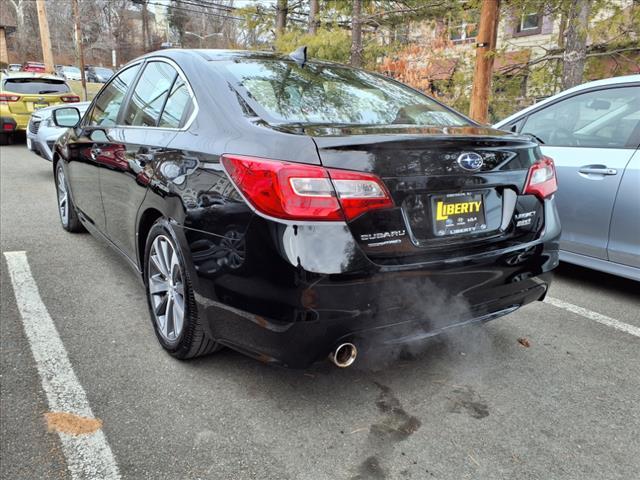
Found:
[303,125,544,261]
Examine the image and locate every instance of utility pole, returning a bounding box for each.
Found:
[35,0,54,73]
[71,0,87,101]
[469,0,501,124]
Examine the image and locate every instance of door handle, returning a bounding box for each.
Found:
[578,166,617,176]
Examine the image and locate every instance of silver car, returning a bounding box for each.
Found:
[55,65,83,81]
[27,102,90,161]
[495,75,640,281]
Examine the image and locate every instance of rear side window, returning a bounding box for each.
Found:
[123,62,177,127]
[2,78,70,94]
[89,64,141,127]
[158,78,193,128]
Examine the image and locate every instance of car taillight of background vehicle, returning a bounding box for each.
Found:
[60,95,80,103]
[0,94,20,104]
[524,155,557,200]
[221,154,394,221]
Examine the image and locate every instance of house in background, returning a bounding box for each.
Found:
[0,6,17,66]
[380,0,638,120]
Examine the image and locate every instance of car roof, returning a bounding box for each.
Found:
[137,48,341,68]
[495,74,640,127]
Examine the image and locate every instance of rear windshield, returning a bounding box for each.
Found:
[222,59,470,127]
[63,67,81,74]
[3,78,70,94]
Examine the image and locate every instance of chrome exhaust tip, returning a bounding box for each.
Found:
[329,343,357,368]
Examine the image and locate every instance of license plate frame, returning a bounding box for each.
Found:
[431,191,487,237]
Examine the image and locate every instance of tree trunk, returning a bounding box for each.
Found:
[35,0,54,73]
[275,0,288,38]
[141,0,149,53]
[309,0,319,34]
[141,0,149,51]
[469,0,501,124]
[350,0,363,67]
[71,0,87,101]
[562,0,592,90]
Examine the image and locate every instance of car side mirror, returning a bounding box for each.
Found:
[52,107,81,128]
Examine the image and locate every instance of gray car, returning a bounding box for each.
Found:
[26,102,90,161]
[495,75,640,281]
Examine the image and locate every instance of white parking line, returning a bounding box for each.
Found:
[3,251,121,480]
[545,296,640,338]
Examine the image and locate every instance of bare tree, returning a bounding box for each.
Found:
[8,0,39,59]
[562,0,593,89]
[350,0,363,67]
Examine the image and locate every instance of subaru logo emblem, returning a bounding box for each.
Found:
[457,152,484,171]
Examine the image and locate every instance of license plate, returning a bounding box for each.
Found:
[432,192,487,236]
[34,103,48,110]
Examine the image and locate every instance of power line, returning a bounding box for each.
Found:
[168,0,235,13]
[147,1,244,21]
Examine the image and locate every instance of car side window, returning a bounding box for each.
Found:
[123,62,177,127]
[520,86,640,148]
[158,78,194,128]
[88,64,141,127]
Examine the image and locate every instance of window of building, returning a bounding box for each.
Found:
[450,21,478,42]
[515,11,542,35]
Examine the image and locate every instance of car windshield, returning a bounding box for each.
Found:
[222,59,470,127]
[63,67,81,74]
[2,78,70,94]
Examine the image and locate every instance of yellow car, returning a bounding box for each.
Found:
[1,72,80,144]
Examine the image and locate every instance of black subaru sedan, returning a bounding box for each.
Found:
[51,49,560,368]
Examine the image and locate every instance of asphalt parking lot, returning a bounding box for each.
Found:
[1,144,639,480]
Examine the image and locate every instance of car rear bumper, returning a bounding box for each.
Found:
[177,197,560,368]
[201,266,553,368]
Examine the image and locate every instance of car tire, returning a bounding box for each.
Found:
[55,162,84,232]
[144,218,222,359]
[0,133,11,146]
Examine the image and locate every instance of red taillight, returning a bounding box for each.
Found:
[61,95,80,103]
[2,123,15,131]
[221,154,394,221]
[327,168,394,221]
[524,155,557,200]
[0,93,21,103]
